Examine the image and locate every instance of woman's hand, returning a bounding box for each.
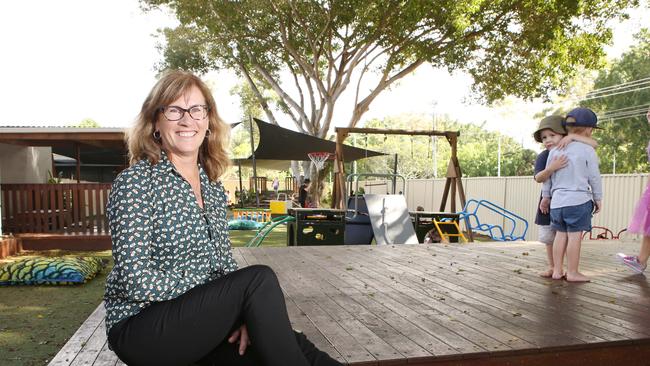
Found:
[228,324,251,355]
[547,155,568,172]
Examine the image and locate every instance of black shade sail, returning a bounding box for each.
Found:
[234,118,385,169]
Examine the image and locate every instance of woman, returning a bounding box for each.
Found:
[104,70,342,366]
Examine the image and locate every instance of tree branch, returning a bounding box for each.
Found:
[349,59,426,128]
[236,60,280,126]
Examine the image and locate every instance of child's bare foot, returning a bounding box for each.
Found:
[539,269,554,278]
[566,272,590,282]
[551,271,564,280]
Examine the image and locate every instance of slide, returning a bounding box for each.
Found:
[363,194,419,245]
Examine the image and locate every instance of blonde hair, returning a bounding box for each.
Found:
[126,70,230,181]
[566,126,591,135]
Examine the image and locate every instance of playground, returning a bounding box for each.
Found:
[229,122,531,249]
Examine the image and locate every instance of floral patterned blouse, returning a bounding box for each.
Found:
[103,152,237,334]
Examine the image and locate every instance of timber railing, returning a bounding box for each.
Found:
[1,183,111,235]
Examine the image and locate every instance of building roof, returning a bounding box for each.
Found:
[0,126,127,166]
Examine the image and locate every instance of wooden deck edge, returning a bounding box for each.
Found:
[369,339,650,366]
[48,303,107,366]
[0,236,22,259]
[44,300,650,366]
[16,233,111,251]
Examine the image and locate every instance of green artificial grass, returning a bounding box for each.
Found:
[0,250,113,366]
[229,224,289,247]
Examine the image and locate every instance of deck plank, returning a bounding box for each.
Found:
[93,341,118,366]
[69,319,110,366]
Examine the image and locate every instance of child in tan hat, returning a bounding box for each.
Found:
[532,115,596,278]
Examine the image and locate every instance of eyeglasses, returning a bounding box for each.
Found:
[159,105,209,121]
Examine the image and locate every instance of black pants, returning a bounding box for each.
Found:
[108,265,342,366]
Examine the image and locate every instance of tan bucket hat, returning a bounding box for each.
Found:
[533,115,566,143]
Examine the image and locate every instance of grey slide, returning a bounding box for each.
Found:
[363,194,419,245]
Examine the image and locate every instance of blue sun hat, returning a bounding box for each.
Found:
[564,107,602,129]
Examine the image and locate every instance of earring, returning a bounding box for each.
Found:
[153,130,161,140]
[205,129,211,138]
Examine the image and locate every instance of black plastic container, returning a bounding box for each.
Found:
[344,196,373,245]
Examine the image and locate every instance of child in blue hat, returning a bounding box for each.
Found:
[541,107,603,282]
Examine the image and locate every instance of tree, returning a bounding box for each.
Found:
[143,0,635,140]
[583,30,650,173]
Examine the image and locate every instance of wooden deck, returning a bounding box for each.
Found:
[50,240,650,365]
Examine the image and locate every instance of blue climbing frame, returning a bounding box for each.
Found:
[458,199,528,241]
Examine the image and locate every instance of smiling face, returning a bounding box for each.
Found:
[539,129,563,150]
[155,85,209,162]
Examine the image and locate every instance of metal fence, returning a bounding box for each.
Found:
[358,174,648,241]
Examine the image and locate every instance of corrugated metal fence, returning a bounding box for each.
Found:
[359,174,648,241]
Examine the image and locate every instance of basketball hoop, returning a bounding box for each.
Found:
[308,152,331,171]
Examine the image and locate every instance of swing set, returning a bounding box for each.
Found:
[332,127,473,242]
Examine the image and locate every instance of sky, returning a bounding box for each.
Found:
[0,0,647,151]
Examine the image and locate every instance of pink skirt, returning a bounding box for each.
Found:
[628,181,650,236]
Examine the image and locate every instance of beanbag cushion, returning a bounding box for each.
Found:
[228,219,263,230]
[0,256,105,285]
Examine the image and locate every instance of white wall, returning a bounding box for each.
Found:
[0,143,52,184]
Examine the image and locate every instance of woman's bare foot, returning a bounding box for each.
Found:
[539,269,554,278]
[551,271,564,280]
[566,272,590,282]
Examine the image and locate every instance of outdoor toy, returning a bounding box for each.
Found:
[228,219,264,230]
[0,256,105,285]
[246,215,295,247]
[457,199,528,241]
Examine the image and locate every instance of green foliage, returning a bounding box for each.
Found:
[583,29,650,173]
[229,121,258,161]
[230,82,267,121]
[47,170,62,184]
[352,114,535,178]
[143,0,636,136]
[67,118,100,128]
